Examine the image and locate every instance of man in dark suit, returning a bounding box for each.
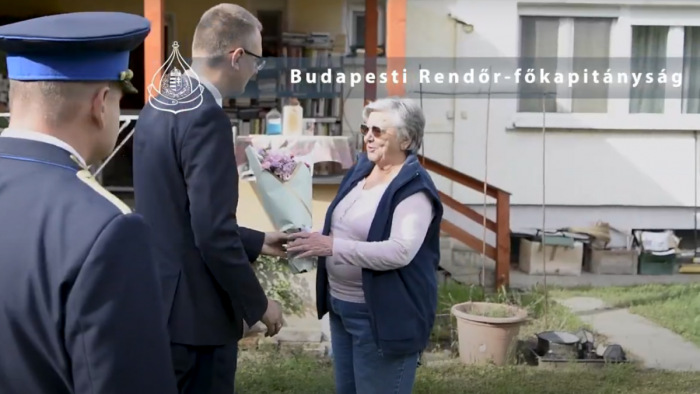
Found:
[132,4,286,394]
[0,12,177,394]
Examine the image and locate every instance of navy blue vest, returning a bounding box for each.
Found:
[316,153,444,356]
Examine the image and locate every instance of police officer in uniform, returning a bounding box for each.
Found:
[0,12,177,393]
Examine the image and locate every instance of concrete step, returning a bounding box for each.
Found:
[439,235,496,287]
[275,327,324,343]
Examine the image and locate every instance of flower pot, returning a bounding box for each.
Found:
[450,302,528,366]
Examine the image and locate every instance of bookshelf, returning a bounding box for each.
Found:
[225,31,345,138]
[225,29,353,183]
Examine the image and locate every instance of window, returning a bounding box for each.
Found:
[572,18,612,113]
[629,26,668,114]
[518,16,613,113]
[627,25,700,115]
[352,10,366,48]
[347,0,385,55]
[518,17,558,113]
[683,27,700,114]
[514,7,700,130]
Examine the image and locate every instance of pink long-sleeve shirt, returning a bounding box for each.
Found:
[327,178,435,303]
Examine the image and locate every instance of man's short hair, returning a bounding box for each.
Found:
[192,4,263,57]
[9,80,118,126]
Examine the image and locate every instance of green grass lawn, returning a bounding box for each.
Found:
[552,283,700,347]
[236,351,700,393]
[235,282,700,393]
[430,282,591,351]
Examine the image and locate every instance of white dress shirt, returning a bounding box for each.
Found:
[0,128,88,168]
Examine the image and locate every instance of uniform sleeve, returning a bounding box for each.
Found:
[64,213,177,394]
[332,191,435,270]
[180,106,268,326]
[240,226,265,263]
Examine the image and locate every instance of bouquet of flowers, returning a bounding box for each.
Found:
[245,145,315,273]
[259,149,306,181]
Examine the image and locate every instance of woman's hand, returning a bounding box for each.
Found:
[286,232,333,258]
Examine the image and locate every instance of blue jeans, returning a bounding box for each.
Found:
[329,295,419,394]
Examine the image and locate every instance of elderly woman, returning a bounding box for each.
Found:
[287,97,443,394]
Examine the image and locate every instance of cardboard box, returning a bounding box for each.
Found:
[587,249,638,275]
[519,238,583,276]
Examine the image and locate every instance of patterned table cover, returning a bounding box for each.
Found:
[234,135,357,170]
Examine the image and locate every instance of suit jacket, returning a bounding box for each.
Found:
[0,137,176,394]
[132,87,268,346]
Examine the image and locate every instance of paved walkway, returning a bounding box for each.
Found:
[558,297,700,372]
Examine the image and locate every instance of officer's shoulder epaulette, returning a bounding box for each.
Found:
[76,169,131,214]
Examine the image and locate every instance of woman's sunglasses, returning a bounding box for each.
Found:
[359,124,386,138]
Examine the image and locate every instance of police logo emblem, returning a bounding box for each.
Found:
[147,41,204,114]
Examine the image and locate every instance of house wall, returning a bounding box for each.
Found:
[2,0,346,58]
[403,0,700,231]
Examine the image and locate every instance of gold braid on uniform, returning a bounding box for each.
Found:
[69,154,131,214]
[70,155,89,171]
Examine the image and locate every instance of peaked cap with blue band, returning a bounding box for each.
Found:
[0,12,150,93]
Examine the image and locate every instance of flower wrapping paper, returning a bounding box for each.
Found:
[245,145,315,273]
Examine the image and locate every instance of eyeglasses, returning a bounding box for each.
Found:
[243,49,266,71]
[229,48,266,71]
[360,123,386,138]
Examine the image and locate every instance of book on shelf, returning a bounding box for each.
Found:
[312,122,342,136]
[234,117,341,137]
[234,118,264,136]
[281,32,306,46]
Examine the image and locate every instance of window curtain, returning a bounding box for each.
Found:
[572,18,612,113]
[683,27,700,114]
[519,17,559,113]
[629,26,668,113]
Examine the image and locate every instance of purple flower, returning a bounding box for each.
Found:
[258,149,299,182]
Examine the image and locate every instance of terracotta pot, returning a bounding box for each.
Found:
[450,302,528,366]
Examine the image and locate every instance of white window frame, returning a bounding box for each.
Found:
[512,3,700,131]
[345,0,386,55]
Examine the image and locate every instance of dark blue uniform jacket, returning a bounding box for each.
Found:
[0,136,177,393]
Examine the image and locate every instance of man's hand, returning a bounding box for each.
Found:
[261,232,289,257]
[242,320,267,338]
[260,299,284,337]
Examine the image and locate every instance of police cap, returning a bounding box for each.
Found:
[0,12,151,93]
